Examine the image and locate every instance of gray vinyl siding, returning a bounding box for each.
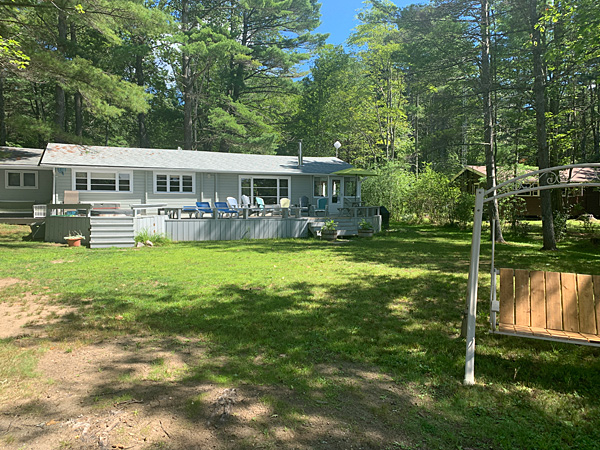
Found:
[0,168,53,203]
[291,175,313,205]
[55,168,145,205]
[216,173,238,202]
[201,173,216,203]
[52,169,317,209]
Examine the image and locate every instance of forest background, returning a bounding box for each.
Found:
[1,0,600,248]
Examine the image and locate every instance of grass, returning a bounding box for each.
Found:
[1,221,600,449]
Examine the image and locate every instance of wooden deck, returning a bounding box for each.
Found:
[42,214,382,246]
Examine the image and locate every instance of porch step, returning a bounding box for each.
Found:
[89,217,135,248]
[309,219,358,237]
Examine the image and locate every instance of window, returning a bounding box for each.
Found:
[74,171,132,192]
[6,171,38,189]
[240,177,290,205]
[314,177,327,197]
[344,177,357,197]
[154,173,194,193]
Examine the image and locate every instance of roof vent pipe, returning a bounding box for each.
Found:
[298,140,303,167]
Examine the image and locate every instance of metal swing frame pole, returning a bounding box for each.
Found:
[464,188,485,385]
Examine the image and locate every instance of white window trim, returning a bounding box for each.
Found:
[5,170,38,189]
[153,172,195,194]
[73,169,133,192]
[238,175,291,204]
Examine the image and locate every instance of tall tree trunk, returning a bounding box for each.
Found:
[136,53,149,148]
[481,0,504,243]
[74,92,83,140]
[530,0,556,250]
[71,24,83,140]
[0,76,6,146]
[182,0,194,150]
[54,9,68,136]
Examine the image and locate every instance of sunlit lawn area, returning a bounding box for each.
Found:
[1,221,599,449]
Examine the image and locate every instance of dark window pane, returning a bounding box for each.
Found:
[170,175,180,192]
[23,173,36,187]
[182,175,193,192]
[7,172,20,186]
[91,173,116,191]
[156,175,167,192]
[119,174,130,191]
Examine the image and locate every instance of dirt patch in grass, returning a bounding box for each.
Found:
[0,278,23,289]
[0,279,77,340]
[0,333,417,450]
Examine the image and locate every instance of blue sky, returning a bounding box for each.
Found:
[315,0,416,46]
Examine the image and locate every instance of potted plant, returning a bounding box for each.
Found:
[64,231,85,247]
[320,220,338,241]
[358,219,374,237]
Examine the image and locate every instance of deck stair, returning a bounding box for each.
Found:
[89,216,135,248]
[309,218,358,237]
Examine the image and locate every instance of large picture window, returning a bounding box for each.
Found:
[240,177,290,205]
[6,171,37,189]
[74,171,132,192]
[154,173,194,193]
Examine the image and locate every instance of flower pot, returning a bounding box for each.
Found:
[65,237,83,247]
[358,229,374,238]
[320,230,338,241]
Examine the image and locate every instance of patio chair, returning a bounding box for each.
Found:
[255,197,270,216]
[215,201,239,218]
[310,197,328,217]
[298,196,310,216]
[241,195,251,208]
[272,198,291,217]
[227,197,239,209]
[182,201,213,218]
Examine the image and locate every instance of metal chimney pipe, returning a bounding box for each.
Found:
[298,140,303,167]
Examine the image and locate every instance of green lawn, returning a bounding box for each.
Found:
[1,222,599,449]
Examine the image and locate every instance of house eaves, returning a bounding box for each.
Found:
[39,144,353,176]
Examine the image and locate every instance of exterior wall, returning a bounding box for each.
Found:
[291,175,313,205]
[0,168,53,203]
[52,168,324,210]
[55,168,146,205]
[201,173,216,203]
[216,173,238,202]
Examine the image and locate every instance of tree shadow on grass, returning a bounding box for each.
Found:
[10,265,595,448]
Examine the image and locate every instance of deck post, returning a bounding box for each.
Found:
[464,188,485,385]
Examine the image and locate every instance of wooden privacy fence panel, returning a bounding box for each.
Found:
[496,268,600,346]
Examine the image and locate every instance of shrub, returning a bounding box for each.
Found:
[135,228,172,246]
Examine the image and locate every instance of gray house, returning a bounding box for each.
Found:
[0,147,53,216]
[38,143,358,214]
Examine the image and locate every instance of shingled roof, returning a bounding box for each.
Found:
[39,144,353,175]
[0,147,45,167]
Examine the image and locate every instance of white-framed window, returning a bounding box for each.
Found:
[314,177,327,197]
[6,170,38,189]
[74,170,132,192]
[154,173,194,194]
[239,176,290,206]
